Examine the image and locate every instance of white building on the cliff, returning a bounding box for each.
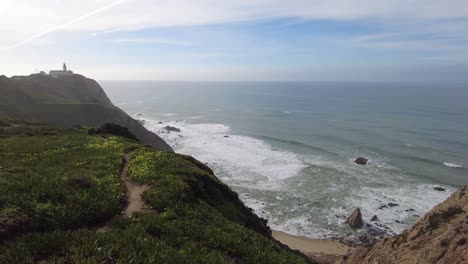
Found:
[49,63,74,77]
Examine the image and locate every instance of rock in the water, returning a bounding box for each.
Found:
[387,202,399,207]
[346,208,364,228]
[354,157,369,165]
[163,126,181,132]
[224,135,229,138]
[434,186,446,192]
[370,215,378,221]
[338,185,468,264]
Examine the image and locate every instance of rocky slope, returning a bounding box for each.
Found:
[0,74,172,151]
[339,185,468,264]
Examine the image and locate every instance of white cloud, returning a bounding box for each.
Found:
[2,0,468,37]
[111,37,191,46]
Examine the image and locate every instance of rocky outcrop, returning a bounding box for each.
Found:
[354,157,368,165]
[164,126,181,132]
[88,123,138,141]
[338,185,468,264]
[346,208,364,228]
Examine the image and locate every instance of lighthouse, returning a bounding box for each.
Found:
[49,63,74,78]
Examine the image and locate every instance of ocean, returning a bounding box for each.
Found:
[102,81,468,239]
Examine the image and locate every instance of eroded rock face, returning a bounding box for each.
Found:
[338,185,468,264]
[346,208,364,228]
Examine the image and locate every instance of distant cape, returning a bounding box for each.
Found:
[0,74,172,152]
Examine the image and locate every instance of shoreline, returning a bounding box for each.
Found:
[272,230,352,263]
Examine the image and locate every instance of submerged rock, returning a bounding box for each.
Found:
[370,215,378,221]
[378,205,388,210]
[434,186,446,192]
[354,157,369,165]
[163,126,181,132]
[346,208,364,228]
[388,202,399,207]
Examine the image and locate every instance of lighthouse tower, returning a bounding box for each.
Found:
[49,63,74,77]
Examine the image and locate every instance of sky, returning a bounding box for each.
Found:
[1,0,468,81]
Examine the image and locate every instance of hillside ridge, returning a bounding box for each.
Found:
[0,74,172,151]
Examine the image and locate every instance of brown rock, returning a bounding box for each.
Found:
[346,208,364,228]
[337,185,468,264]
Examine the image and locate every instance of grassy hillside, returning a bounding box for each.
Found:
[0,124,308,263]
[0,74,172,151]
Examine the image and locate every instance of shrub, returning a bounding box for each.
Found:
[88,123,138,142]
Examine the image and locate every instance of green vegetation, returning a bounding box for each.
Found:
[0,125,138,235]
[0,125,307,263]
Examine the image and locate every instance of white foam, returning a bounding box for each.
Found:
[270,215,336,238]
[187,116,203,119]
[144,119,307,185]
[444,162,463,168]
[160,113,177,117]
[141,117,457,240]
[338,184,455,234]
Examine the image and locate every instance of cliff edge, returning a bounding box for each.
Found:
[339,185,468,264]
[0,74,172,151]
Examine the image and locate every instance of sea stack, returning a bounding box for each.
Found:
[346,208,364,228]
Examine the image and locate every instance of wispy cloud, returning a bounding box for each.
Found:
[2,1,468,34]
[1,0,130,50]
[111,38,192,46]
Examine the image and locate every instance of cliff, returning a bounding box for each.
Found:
[339,185,468,264]
[0,74,172,151]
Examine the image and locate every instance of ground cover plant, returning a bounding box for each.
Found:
[0,124,308,263]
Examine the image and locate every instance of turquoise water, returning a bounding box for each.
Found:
[102,81,468,239]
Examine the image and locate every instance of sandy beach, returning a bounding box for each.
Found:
[272,230,352,263]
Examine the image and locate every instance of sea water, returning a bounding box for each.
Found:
[102,81,468,239]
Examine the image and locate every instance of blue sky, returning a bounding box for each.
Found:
[1,0,468,81]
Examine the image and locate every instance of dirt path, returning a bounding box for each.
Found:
[121,154,153,217]
[97,154,154,232]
